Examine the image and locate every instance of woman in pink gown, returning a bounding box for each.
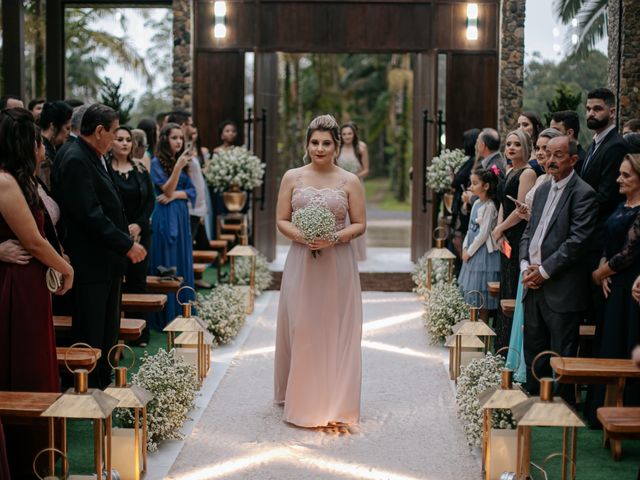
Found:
[274,115,366,428]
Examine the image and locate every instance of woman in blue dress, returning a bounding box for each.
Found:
[458,167,501,320]
[149,123,196,328]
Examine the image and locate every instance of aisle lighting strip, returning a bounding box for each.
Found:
[466,3,479,41]
[214,1,227,38]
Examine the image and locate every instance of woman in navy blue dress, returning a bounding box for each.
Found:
[149,123,196,329]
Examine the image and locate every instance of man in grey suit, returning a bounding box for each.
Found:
[519,136,597,401]
[476,128,507,173]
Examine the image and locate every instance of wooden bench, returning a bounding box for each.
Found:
[209,239,229,264]
[219,233,236,243]
[487,282,500,298]
[193,250,219,264]
[53,316,145,341]
[500,299,516,317]
[121,293,167,313]
[145,275,182,294]
[193,263,207,275]
[597,407,640,460]
[56,346,101,370]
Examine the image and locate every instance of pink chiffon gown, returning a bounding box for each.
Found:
[336,150,367,261]
[274,174,363,427]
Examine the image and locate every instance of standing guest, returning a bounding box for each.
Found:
[589,153,640,421]
[193,125,210,164]
[520,136,597,401]
[149,123,196,328]
[137,117,159,166]
[65,99,84,109]
[550,110,587,169]
[475,128,506,173]
[68,105,89,141]
[167,110,195,142]
[458,167,501,320]
[132,128,151,170]
[517,111,545,175]
[39,100,72,190]
[53,104,146,389]
[0,108,74,477]
[492,130,536,350]
[193,124,214,241]
[28,98,45,123]
[337,122,369,261]
[622,119,640,135]
[274,114,365,429]
[0,95,24,109]
[214,120,239,153]
[625,132,640,154]
[110,126,155,347]
[156,112,170,130]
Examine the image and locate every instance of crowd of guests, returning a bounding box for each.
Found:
[0,94,240,478]
[452,87,640,419]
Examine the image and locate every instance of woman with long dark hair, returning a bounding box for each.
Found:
[337,122,369,261]
[0,107,73,476]
[517,111,545,176]
[148,122,196,329]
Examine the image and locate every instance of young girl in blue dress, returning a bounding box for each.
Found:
[458,167,501,321]
[149,123,196,329]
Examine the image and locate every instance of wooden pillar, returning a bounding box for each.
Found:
[253,52,279,261]
[2,1,25,100]
[411,52,437,262]
[45,0,65,100]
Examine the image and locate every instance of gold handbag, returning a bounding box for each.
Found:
[45,267,62,293]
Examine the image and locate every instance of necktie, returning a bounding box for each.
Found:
[581,141,596,175]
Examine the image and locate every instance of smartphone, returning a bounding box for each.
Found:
[506,194,524,207]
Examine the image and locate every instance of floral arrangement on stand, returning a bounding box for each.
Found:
[118,349,199,452]
[291,202,336,258]
[421,281,469,344]
[234,253,273,295]
[426,149,468,194]
[203,146,265,192]
[456,353,517,446]
[412,254,452,298]
[196,284,247,346]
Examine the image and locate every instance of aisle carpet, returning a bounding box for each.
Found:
[167,292,480,480]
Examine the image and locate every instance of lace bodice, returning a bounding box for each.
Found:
[291,175,349,230]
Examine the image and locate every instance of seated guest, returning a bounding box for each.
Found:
[110,126,155,347]
[517,111,545,175]
[549,110,587,168]
[520,136,597,402]
[39,100,73,189]
[589,153,640,423]
[622,118,640,135]
[0,107,74,477]
[149,123,196,329]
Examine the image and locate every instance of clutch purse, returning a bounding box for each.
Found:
[45,267,63,293]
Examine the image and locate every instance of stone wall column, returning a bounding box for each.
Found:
[173,0,193,110]
[498,0,526,140]
[608,0,640,125]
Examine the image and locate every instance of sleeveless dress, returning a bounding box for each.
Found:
[336,148,367,261]
[274,174,363,427]
[0,205,60,476]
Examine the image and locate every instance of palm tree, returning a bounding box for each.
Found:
[553,0,608,57]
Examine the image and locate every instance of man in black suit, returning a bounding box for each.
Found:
[53,104,147,388]
[549,110,586,168]
[520,136,597,401]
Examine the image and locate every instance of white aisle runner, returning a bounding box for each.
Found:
[166,292,479,480]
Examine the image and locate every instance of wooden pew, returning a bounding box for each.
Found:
[500,299,516,317]
[193,250,221,281]
[53,316,145,341]
[56,346,101,370]
[121,293,167,313]
[193,263,207,275]
[597,407,640,460]
[145,275,182,294]
[209,239,228,264]
[487,282,500,298]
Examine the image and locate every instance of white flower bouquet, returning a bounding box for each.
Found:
[426,149,468,193]
[117,349,199,452]
[203,146,265,192]
[196,285,247,346]
[234,252,273,295]
[456,353,517,446]
[422,281,468,344]
[412,254,452,297]
[291,203,336,258]
[339,157,361,174]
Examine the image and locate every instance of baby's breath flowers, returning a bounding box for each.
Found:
[196,285,247,346]
[422,281,468,344]
[291,203,337,258]
[204,146,265,192]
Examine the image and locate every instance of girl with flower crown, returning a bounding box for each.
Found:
[458,167,501,320]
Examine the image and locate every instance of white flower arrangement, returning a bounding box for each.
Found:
[412,254,452,297]
[233,253,273,295]
[422,281,468,344]
[117,349,199,452]
[203,146,265,192]
[291,203,336,258]
[196,285,247,346]
[426,149,468,193]
[456,353,517,447]
[338,157,361,174]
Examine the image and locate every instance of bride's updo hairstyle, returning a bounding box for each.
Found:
[304,115,341,164]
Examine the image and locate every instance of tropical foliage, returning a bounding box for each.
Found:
[553,0,607,57]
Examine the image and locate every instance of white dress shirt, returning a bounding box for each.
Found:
[521,170,575,279]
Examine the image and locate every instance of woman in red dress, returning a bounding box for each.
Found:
[0,107,74,477]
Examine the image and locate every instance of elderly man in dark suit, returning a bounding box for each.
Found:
[519,136,597,401]
[53,104,147,388]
